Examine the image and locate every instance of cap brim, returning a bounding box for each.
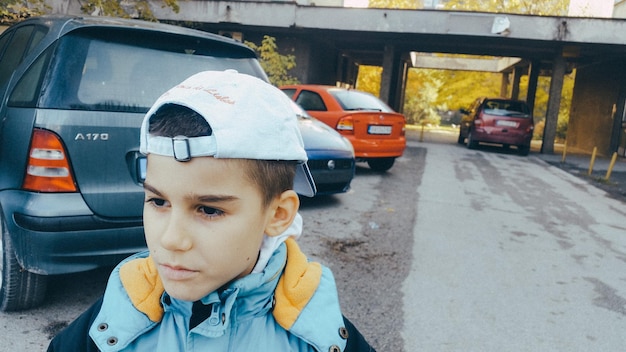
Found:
[294,162,317,197]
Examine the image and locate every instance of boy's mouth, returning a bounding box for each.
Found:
[159,263,197,281]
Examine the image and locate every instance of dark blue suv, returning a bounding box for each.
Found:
[0,15,267,311]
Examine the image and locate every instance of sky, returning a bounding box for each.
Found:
[568,0,614,16]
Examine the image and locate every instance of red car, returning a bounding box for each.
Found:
[281,85,406,171]
[458,97,534,156]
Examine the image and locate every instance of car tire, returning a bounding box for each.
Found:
[367,157,395,172]
[518,145,530,156]
[0,212,47,311]
[467,131,478,149]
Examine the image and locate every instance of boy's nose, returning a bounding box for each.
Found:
[160,210,193,251]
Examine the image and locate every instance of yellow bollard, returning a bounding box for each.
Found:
[561,142,567,163]
[588,147,597,176]
[605,152,618,181]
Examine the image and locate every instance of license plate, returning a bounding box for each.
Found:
[368,125,392,135]
[496,120,518,127]
[137,157,147,182]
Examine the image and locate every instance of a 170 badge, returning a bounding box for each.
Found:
[74,133,109,141]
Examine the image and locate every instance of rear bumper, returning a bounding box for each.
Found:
[473,129,532,146]
[348,136,406,158]
[0,190,146,275]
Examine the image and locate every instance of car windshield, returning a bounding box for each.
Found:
[37,28,265,112]
[329,89,393,112]
[483,100,530,118]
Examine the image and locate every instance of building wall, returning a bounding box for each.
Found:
[614,0,626,18]
[567,60,626,156]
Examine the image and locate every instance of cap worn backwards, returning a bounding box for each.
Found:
[139,70,316,197]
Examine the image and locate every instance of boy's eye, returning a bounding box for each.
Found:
[146,198,167,207]
[199,206,224,218]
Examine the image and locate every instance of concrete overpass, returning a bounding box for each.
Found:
[49,0,626,156]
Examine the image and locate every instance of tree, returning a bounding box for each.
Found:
[355,65,382,95]
[431,69,501,111]
[403,68,444,125]
[0,0,179,23]
[368,0,422,9]
[245,35,299,87]
[78,0,178,21]
[357,65,443,125]
[1,0,47,24]
[442,0,569,16]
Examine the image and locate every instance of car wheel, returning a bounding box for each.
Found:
[367,158,395,172]
[0,212,47,311]
[467,131,478,149]
[518,145,530,156]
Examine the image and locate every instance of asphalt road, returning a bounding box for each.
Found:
[1,128,626,351]
[402,130,626,351]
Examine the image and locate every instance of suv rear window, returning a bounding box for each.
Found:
[13,27,264,112]
[483,99,530,118]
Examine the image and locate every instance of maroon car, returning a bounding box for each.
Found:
[458,97,534,156]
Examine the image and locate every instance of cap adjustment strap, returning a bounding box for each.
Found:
[172,136,191,162]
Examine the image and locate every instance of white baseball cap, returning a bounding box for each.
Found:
[139,70,316,197]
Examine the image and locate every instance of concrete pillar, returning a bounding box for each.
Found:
[337,54,357,87]
[568,60,623,156]
[610,85,626,154]
[500,72,510,98]
[511,66,523,100]
[396,60,409,113]
[541,55,566,154]
[380,44,403,111]
[380,45,395,105]
[526,60,541,115]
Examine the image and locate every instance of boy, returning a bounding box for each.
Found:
[48,70,374,351]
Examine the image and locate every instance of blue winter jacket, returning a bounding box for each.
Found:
[48,239,374,351]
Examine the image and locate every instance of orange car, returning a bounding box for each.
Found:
[281,85,406,171]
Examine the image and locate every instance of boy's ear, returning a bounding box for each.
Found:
[265,190,300,237]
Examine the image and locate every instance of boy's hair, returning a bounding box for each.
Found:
[149,104,296,206]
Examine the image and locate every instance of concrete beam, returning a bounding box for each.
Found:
[410,54,521,72]
[47,0,626,47]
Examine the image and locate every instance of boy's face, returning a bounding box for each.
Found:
[142,154,278,301]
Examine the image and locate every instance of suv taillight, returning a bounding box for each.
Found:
[22,129,77,192]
